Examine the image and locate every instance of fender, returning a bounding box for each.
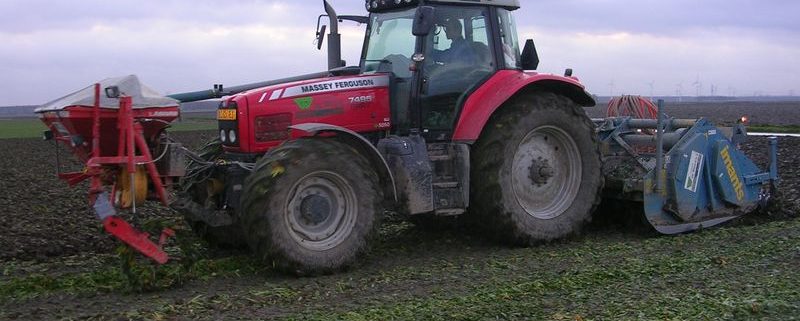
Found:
[289,123,398,202]
[452,70,596,143]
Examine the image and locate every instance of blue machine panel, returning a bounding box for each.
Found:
[668,133,709,221]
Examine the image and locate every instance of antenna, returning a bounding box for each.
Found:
[692,75,702,97]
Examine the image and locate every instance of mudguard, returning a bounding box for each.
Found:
[452,70,595,143]
[289,123,398,202]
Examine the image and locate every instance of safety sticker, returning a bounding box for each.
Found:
[294,97,313,110]
[684,151,704,192]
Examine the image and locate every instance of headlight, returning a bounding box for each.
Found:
[220,129,227,143]
[228,130,237,143]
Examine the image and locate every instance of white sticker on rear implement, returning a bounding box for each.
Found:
[684,151,704,192]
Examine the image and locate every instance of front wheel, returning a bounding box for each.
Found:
[470,91,604,243]
[240,139,383,274]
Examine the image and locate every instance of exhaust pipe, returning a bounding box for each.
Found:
[323,0,343,70]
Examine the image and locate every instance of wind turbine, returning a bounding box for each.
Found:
[646,81,655,99]
[676,82,684,102]
[692,75,702,97]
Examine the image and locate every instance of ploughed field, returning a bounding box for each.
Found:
[584,101,800,126]
[1,101,799,320]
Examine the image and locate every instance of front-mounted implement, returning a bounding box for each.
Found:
[596,99,779,233]
[37,75,185,263]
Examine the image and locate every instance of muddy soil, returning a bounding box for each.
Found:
[2,215,799,320]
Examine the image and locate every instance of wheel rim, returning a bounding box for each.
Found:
[511,126,582,220]
[285,171,357,251]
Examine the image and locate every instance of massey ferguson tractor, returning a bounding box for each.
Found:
[37,0,779,274]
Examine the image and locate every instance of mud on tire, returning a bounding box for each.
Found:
[240,139,383,275]
[470,91,604,243]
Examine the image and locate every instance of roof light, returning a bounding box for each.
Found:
[365,0,418,12]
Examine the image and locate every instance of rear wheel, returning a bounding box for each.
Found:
[470,91,603,243]
[241,139,383,275]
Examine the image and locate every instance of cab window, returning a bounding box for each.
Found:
[498,9,521,69]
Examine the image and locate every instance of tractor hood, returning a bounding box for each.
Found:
[239,74,390,103]
[219,73,392,153]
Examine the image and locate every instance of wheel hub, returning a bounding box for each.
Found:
[285,171,357,251]
[511,126,582,220]
[529,157,555,186]
[300,194,332,225]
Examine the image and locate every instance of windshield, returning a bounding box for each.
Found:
[361,8,417,78]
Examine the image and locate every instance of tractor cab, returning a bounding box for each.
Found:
[360,0,526,140]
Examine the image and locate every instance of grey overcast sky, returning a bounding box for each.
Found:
[0,0,798,106]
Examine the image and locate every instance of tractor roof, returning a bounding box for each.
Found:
[428,0,520,10]
[365,0,520,13]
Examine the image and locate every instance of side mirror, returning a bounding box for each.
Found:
[412,6,435,37]
[521,39,540,70]
[316,24,327,50]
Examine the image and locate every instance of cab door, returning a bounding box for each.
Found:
[418,6,496,141]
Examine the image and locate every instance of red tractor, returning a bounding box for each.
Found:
[171,0,603,273]
[39,0,604,273]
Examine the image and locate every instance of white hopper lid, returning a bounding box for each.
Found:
[36,75,179,113]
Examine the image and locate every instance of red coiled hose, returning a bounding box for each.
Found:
[606,95,659,119]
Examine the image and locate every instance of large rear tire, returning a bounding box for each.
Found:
[470,91,603,243]
[178,139,245,248]
[240,139,383,275]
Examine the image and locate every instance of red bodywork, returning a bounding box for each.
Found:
[453,70,591,143]
[222,74,392,153]
[223,70,589,151]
